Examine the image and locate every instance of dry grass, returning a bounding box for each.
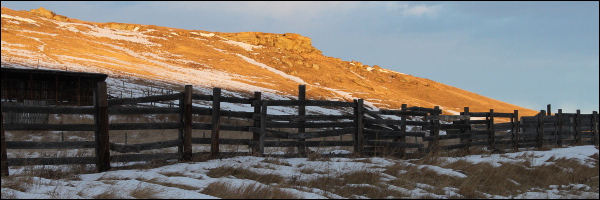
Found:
[129,182,163,199]
[383,151,600,198]
[201,180,300,199]
[143,178,201,191]
[261,157,293,166]
[292,168,409,198]
[206,165,286,185]
[93,186,121,199]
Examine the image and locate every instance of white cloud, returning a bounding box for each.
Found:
[381,2,443,17]
[157,1,362,20]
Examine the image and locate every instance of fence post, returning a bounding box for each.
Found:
[354,99,364,155]
[252,92,262,156]
[298,85,307,157]
[182,85,193,160]
[461,107,471,152]
[259,101,268,156]
[211,88,221,158]
[512,110,519,151]
[593,111,598,147]
[556,109,563,147]
[428,106,441,154]
[536,110,545,150]
[178,92,184,157]
[575,109,582,146]
[1,105,8,176]
[488,109,495,150]
[399,104,407,157]
[95,82,110,172]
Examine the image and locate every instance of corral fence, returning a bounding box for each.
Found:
[1,82,598,176]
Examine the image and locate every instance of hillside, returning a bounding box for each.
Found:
[1,7,538,116]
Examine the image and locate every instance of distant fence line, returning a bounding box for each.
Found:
[1,82,598,176]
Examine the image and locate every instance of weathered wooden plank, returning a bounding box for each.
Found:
[248,140,355,147]
[403,106,442,115]
[490,113,515,118]
[109,122,182,130]
[426,115,470,121]
[264,100,355,107]
[287,128,356,139]
[363,141,424,148]
[468,129,490,135]
[7,157,96,166]
[110,153,180,163]
[266,121,356,128]
[110,139,181,153]
[107,93,183,106]
[191,138,250,145]
[191,123,212,130]
[251,128,290,139]
[265,114,355,121]
[365,110,429,116]
[220,96,253,104]
[364,129,426,138]
[521,117,537,123]
[6,141,97,149]
[363,118,429,126]
[1,105,95,114]
[108,107,180,115]
[191,107,212,115]
[219,125,252,132]
[220,110,254,119]
[468,112,491,117]
[4,123,97,131]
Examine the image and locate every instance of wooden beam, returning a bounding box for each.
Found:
[298,85,307,157]
[211,87,221,158]
[1,106,8,176]
[95,82,110,172]
[252,92,261,155]
[183,85,193,160]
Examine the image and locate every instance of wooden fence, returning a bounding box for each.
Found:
[1,82,598,175]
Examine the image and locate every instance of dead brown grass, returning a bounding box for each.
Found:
[93,186,121,199]
[201,180,300,199]
[206,165,286,185]
[143,178,201,191]
[129,182,163,199]
[292,168,409,198]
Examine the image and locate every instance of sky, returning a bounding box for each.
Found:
[1,1,598,114]
[2,145,598,198]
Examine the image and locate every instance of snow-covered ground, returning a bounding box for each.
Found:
[1,145,598,199]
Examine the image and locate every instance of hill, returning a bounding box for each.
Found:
[1,7,538,116]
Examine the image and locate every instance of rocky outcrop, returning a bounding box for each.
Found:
[29,7,68,22]
[100,22,141,31]
[220,32,322,54]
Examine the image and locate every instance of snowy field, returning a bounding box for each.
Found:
[1,145,598,199]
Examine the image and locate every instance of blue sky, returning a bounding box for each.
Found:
[2,1,598,113]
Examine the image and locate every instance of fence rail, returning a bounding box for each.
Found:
[1,83,598,176]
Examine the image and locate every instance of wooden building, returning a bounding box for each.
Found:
[1,67,108,106]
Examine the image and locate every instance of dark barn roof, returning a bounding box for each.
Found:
[1,68,108,106]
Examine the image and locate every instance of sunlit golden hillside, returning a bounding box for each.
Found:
[1,7,538,117]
